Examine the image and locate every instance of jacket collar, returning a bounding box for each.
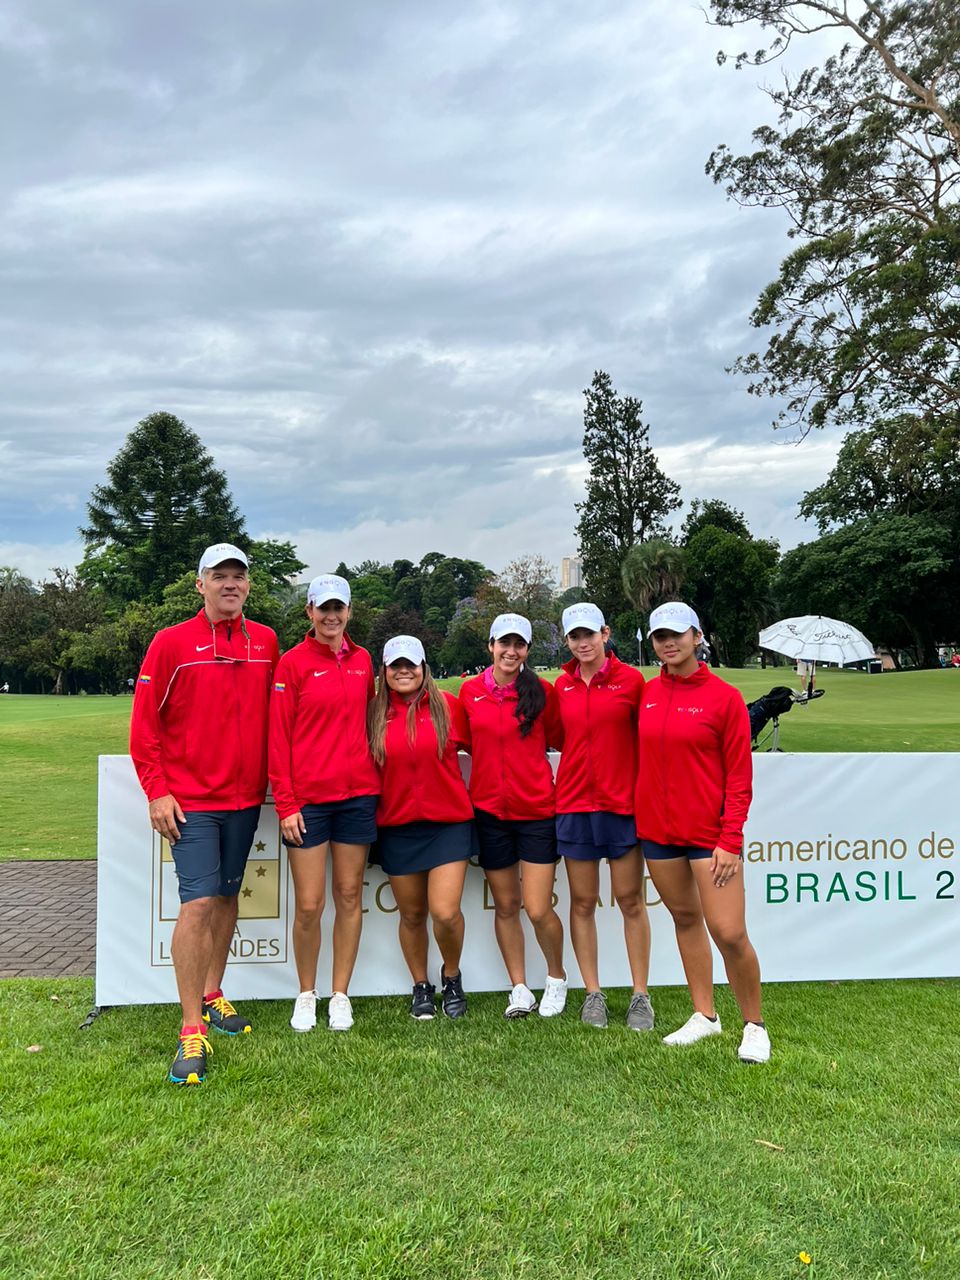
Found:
[659,661,711,686]
[562,652,619,685]
[304,631,356,660]
[195,607,245,633]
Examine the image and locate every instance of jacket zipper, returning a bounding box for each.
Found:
[661,676,676,841]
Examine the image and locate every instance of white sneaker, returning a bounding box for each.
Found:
[505,982,538,1018]
[538,975,568,1018]
[328,991,353,1032]
[738,1022,771,1064]
[290,990,317,1033]
[662,1011,722,1046]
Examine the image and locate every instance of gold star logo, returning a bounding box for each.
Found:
[256,865,266,877]
[255,840,266,852]
[242,887,253,899]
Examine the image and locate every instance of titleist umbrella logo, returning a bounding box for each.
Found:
[785,623,853,642]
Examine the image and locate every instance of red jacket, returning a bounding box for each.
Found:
[130,609,280,810]
[458,673,563,820]
[268,632,379,819]
[634,663,753,853]
[376,691,473,826]
[553,655,645,816]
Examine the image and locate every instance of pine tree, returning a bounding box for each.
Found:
[81,411,247,603]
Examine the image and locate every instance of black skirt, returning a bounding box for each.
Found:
[370,820,477,876]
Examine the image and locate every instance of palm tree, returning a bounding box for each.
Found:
[621,540,687,662]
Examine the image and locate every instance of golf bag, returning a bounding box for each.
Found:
[747,685,825,751]
[747,686,795,745]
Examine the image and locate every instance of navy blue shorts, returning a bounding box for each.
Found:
[473,809,558,871]
[170,807,261,904]
[641,840,721,861]
[556,811,637,862]
[283,795,378,849]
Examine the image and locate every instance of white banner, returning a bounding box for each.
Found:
[95,753,960,1005]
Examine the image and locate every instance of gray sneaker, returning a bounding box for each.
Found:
[580,990,608,1028]
[626,991,655,1032]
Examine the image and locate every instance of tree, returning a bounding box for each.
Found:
[621,540,688,662]
[575,371,681,618]
[81,411,247,603]
[247,539,308,593]
[438,598,491,673]
[0,569,41,692]
[496,555,557,617]
[775,514,955,666]
[681,499,751,542]
[365,605,440,668]
[799,414,960,529]
[685,527,779,666]
[708,1,960,433]
[25,571,102,694]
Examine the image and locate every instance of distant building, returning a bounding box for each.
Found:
[560,556,583,590]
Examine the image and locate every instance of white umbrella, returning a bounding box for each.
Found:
[759,615,876,693]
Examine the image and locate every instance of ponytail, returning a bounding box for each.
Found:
[514,665,546,738]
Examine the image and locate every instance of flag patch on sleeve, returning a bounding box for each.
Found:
[274,682,286,692]
[138,675,151,684]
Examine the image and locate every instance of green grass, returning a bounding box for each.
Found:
[1,670,958,861]
[1,977,957,1279]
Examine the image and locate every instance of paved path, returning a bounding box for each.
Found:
[0,861,96,978]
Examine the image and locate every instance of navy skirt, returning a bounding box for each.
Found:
[556,811,638,862]
[371,820,477,876]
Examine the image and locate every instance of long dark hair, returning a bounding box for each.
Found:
[515,665,546,738]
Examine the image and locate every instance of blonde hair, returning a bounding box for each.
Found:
[367,661,450,766]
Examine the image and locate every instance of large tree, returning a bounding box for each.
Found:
[81,411,247,603]
[575,371,681,618]
[708,1,960,433]
[775,513,954,666]
[799,414,960,528]
[676,505,779,666]
[791,412,960,665]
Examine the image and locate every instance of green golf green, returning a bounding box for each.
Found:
[1,668,957,861]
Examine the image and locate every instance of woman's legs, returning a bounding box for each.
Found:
[565,858,601,992]
[690,860,762,1023]
[426,860,468,977]
[644,857,715,1015]
[483,864,526,986]
[519,861,565,978]
[288,842,328,992]
[330,842,369,994]
[389,871,430,983]
[609,848,650,994]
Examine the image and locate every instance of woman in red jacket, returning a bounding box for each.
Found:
[458,614,567,1019]
[554,602,654,1031]
[369,635,471,1020]
[268,574,379,1035]
[635,601,769,1064]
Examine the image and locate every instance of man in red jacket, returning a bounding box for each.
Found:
[130,543,280,1085]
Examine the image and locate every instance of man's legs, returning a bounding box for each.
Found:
[171,895,217,1027]
[168,808,260,1065]
[205,893,240,996]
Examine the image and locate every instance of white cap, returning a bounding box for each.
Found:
[383,635,425,666]
[307,574,351,606]
[489,613,532,644]
[646,601,700,637]
[197,543,248,576]
[561,602,605,635]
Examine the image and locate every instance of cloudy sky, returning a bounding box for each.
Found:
[1,0,844,585]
